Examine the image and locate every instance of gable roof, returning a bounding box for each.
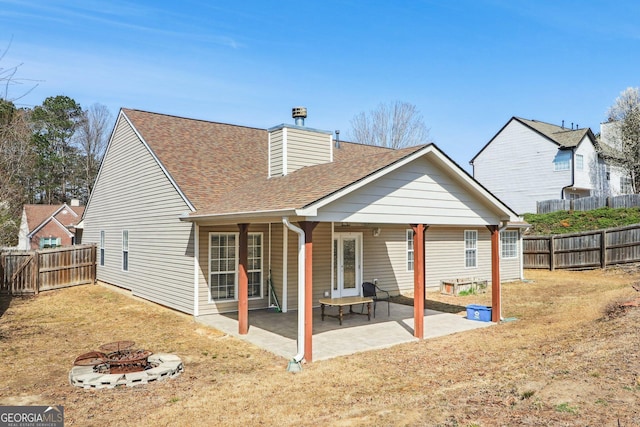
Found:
[24,203,84,236]
[516,117,592,148]
[121,109,398,214]
[471,116,596,163]
[192,144,427,216]
[117,109,518,222]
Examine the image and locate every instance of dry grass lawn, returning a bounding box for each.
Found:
[1,268,640,426]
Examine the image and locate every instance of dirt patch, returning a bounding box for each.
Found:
[1,269,640,426]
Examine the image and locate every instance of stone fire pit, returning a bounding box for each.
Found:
[69,341,183,389]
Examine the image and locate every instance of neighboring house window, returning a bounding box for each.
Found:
[122,230,129,271]
[575,154,584,171]
[621,177,633,194]
[407,230,414,271]
[100,230,105,266]
[464,230,477,268]
[209,232,264,301]
[247,233,263,298]
[40,237,61,248]
[554,151,571,171]
[501,230,518,259]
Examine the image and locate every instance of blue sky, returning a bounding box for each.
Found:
[1,0,638,170]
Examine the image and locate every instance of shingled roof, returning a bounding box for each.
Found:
[515,117,591,148]
[122,109,422,216]
[24,204,84,231]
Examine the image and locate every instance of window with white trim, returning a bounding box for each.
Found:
[406,229,414,271]
[40,236,61,248]
[209,232,263,301]
[576,154,584,171]
[464,230,477,268]
[501,230,518,259]
[122,230,129,271]
[100,230,105,266]
[554,151,571,171]
[247,233,263,297]
[210,233,236,300]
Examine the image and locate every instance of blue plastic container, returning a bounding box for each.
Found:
[466,304,492,322]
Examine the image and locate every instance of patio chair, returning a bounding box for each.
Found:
[362,281,390,318]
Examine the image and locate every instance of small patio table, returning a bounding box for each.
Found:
[319,296,373,326]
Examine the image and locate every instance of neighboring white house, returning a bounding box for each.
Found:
[470,117,626,215]
[82,108,525,361]
[598,121,634,194]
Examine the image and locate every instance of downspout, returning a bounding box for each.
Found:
[282,217,305,363]
[561,148,576,201]
[193,223,199,317]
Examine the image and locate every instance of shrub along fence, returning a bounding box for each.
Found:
[0,244,96,295]
[523,224,640,270]
[537,194,640,214]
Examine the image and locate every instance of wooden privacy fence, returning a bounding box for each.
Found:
[537,194,640,214]
[523,224,640,270]
[0,244,96,295]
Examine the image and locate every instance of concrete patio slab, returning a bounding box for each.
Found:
[196,302,493,362]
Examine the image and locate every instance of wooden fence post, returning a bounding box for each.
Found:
[549,235,555,271]
[600,230,607,269]
[33,251,40,294]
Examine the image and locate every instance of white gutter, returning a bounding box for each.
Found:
[282,217,305,363]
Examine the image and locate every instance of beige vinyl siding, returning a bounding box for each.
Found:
[282,222,332,310]
[82,116,195,314]
[310,223,332,304]
[268,130,284,177]
[355,226,410,295]
[360,225,522,295]
[268,126,332,177]
[269,223,284,310]
[196,224,272,315]
[317,157,502,226]
[499,230,521,282]
[285,128,332,173]
[424,227,492,289]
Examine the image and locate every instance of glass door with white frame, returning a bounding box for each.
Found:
[333,233,362,297]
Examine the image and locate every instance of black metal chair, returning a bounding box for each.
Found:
[362,281,390,318]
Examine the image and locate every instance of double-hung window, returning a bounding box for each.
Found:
[406,230,414,271]
[554,151,571,171]
[209,232,263,301]
[247,233,263,297]
[464,230,477,268]
[122,230,129,271]
[39,237,61,248]
[575,154,584,171]
[501,230,518,259]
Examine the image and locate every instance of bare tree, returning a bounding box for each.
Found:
[0,100,35,246]
[0,37,39,102]
[605,87,640,193]
[74,103,113,202]
[349,101,431,149]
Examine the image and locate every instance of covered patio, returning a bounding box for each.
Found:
[196,301,493,361]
